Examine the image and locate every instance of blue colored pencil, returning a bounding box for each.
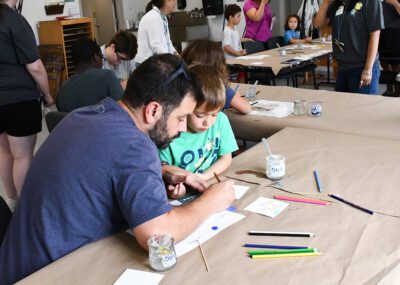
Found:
[243,244,309,250]
[313,170,323,193]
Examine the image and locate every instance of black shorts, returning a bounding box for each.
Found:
[379,28,400,65]
[0,99,42,137]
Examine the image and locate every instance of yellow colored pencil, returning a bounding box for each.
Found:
[251,252,322,259]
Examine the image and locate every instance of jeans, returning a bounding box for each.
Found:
[335,60,381,95]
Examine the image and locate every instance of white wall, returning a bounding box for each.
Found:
[121,0,286,42]
[21,0,82,43]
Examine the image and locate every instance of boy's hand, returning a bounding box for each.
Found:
[163,172,208,192]
[239,49,247,56]
[305,37,313,43]
[242,38,254,43]
[167,183,186,199]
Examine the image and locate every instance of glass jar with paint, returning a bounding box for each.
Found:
[266,155,286,180]
[148,234,177,271]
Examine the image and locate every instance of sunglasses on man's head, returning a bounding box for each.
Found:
[144,62,191,105]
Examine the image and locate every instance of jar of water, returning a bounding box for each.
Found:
[148,234,177,271]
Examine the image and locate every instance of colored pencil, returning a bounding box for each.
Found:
[248,231,316,237]
[274,195,330,206]
[234,83,240,93]
[243,244,309,250]
[248,248,318,255]
[251,252,322,259]
[197,240,210,272]
[328,194,374,215]
[313,170,323,193]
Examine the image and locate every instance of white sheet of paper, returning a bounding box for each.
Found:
[114,269,164,285]
[236,55,270,60]
[234,185,249,199]
[174,210,245,256]
[244,197,288,218]
[250,100,294,118]
[249,61,264,65]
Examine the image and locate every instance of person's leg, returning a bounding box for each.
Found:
[335,68,349,92]
[7,134,37,195]
[391,63,400,95]
[0,133,18,199]
[380,61,394,94]
[368,60,381,95]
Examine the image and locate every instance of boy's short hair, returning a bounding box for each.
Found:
[108,30,138,60]
[285,14,301,31]
[71,38,101,66]
[188,64,226,112]
[224,4,242,21]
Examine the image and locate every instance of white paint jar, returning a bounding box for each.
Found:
[266,155,286,180]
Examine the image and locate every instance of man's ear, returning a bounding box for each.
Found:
[144,102,162,124]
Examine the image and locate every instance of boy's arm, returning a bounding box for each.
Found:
[198,154,233,181]
[162,165,208,193]
[223,45,246,56]
[241,38,254,43]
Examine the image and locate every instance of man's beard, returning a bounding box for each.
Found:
[148,115,180,149]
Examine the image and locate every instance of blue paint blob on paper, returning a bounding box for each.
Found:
[227,205,237,212]
[211,226,218,231]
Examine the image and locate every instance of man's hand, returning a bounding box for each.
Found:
[199,180,235,212]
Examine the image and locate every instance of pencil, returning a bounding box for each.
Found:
[274,195,330,206]
[328,194,374,215]
[248,231,316,237]
[313,170,323,193]
[197,240,210,272]
[251,252,322,259]
[213,172,221,183]
[248,248,318,255]
[243,244,309,250]
[234,83,240,93]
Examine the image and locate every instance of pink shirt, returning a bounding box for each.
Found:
[243,0,273,42]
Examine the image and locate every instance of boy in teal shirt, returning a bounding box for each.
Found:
[159,65,238,198]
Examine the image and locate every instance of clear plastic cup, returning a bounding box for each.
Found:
[148,234,177,271]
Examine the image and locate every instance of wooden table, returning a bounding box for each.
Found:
[225,85,400,142]
[18,128,400,285]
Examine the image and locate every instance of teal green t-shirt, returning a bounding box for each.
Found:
[159,112,238,174]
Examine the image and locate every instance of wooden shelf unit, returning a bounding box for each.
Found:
[38,18,94,80]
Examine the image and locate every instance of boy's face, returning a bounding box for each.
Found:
[231,12,241,25]
[187,103,220,133]
[288,17,298,30]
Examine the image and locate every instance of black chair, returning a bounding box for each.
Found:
[266,36,284,50]
[45,111,68,133]
[243,40,265,55]
[380,70,400,97]
[0,196,12,245]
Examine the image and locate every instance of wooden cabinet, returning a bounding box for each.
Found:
[38,18,94,80]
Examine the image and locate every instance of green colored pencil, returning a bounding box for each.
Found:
[248,248,318,255]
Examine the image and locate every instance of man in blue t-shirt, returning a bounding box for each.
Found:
[0,54,235,285]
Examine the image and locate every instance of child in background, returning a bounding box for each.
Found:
[284,14,312,45]
[223,4,252,58]
[182,39,251,114]
[159,65,238,198]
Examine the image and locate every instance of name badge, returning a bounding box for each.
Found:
[335,6,344,16]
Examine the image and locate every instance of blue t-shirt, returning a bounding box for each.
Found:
[284,30,300,45]
[0,98,172,285]
[224,86,236,110]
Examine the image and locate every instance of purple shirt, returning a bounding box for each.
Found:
[243,0,273,42]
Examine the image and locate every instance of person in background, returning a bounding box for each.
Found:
[57,38,123,112]
[243,0,273,49]
[315,0,384,95]
[159,65,238,198]
[223,4,253,58]
[379,0,400,97]
[0,54,235,285]
[182,40,251,114]
[134,0,178,65]
[101,30,137,89]
[284,14,312,45]
[0,0,54,210]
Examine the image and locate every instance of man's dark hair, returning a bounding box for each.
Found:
[224,4,241,21]
[284,14,301,32]
[109,30,138,60]
[145,0,165,13]
[71,38,101,66]
[123,54,203,118]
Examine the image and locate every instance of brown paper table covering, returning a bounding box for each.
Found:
[226,43,332,75]
[18,128,400,285]
[225,85,400,142]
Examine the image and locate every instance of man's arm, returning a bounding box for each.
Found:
[314,0,332,29]
[133,180,235,249]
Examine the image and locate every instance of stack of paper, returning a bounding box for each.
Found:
[250,100,294,118]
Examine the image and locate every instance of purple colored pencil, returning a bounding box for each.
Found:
[243,244,308,250]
